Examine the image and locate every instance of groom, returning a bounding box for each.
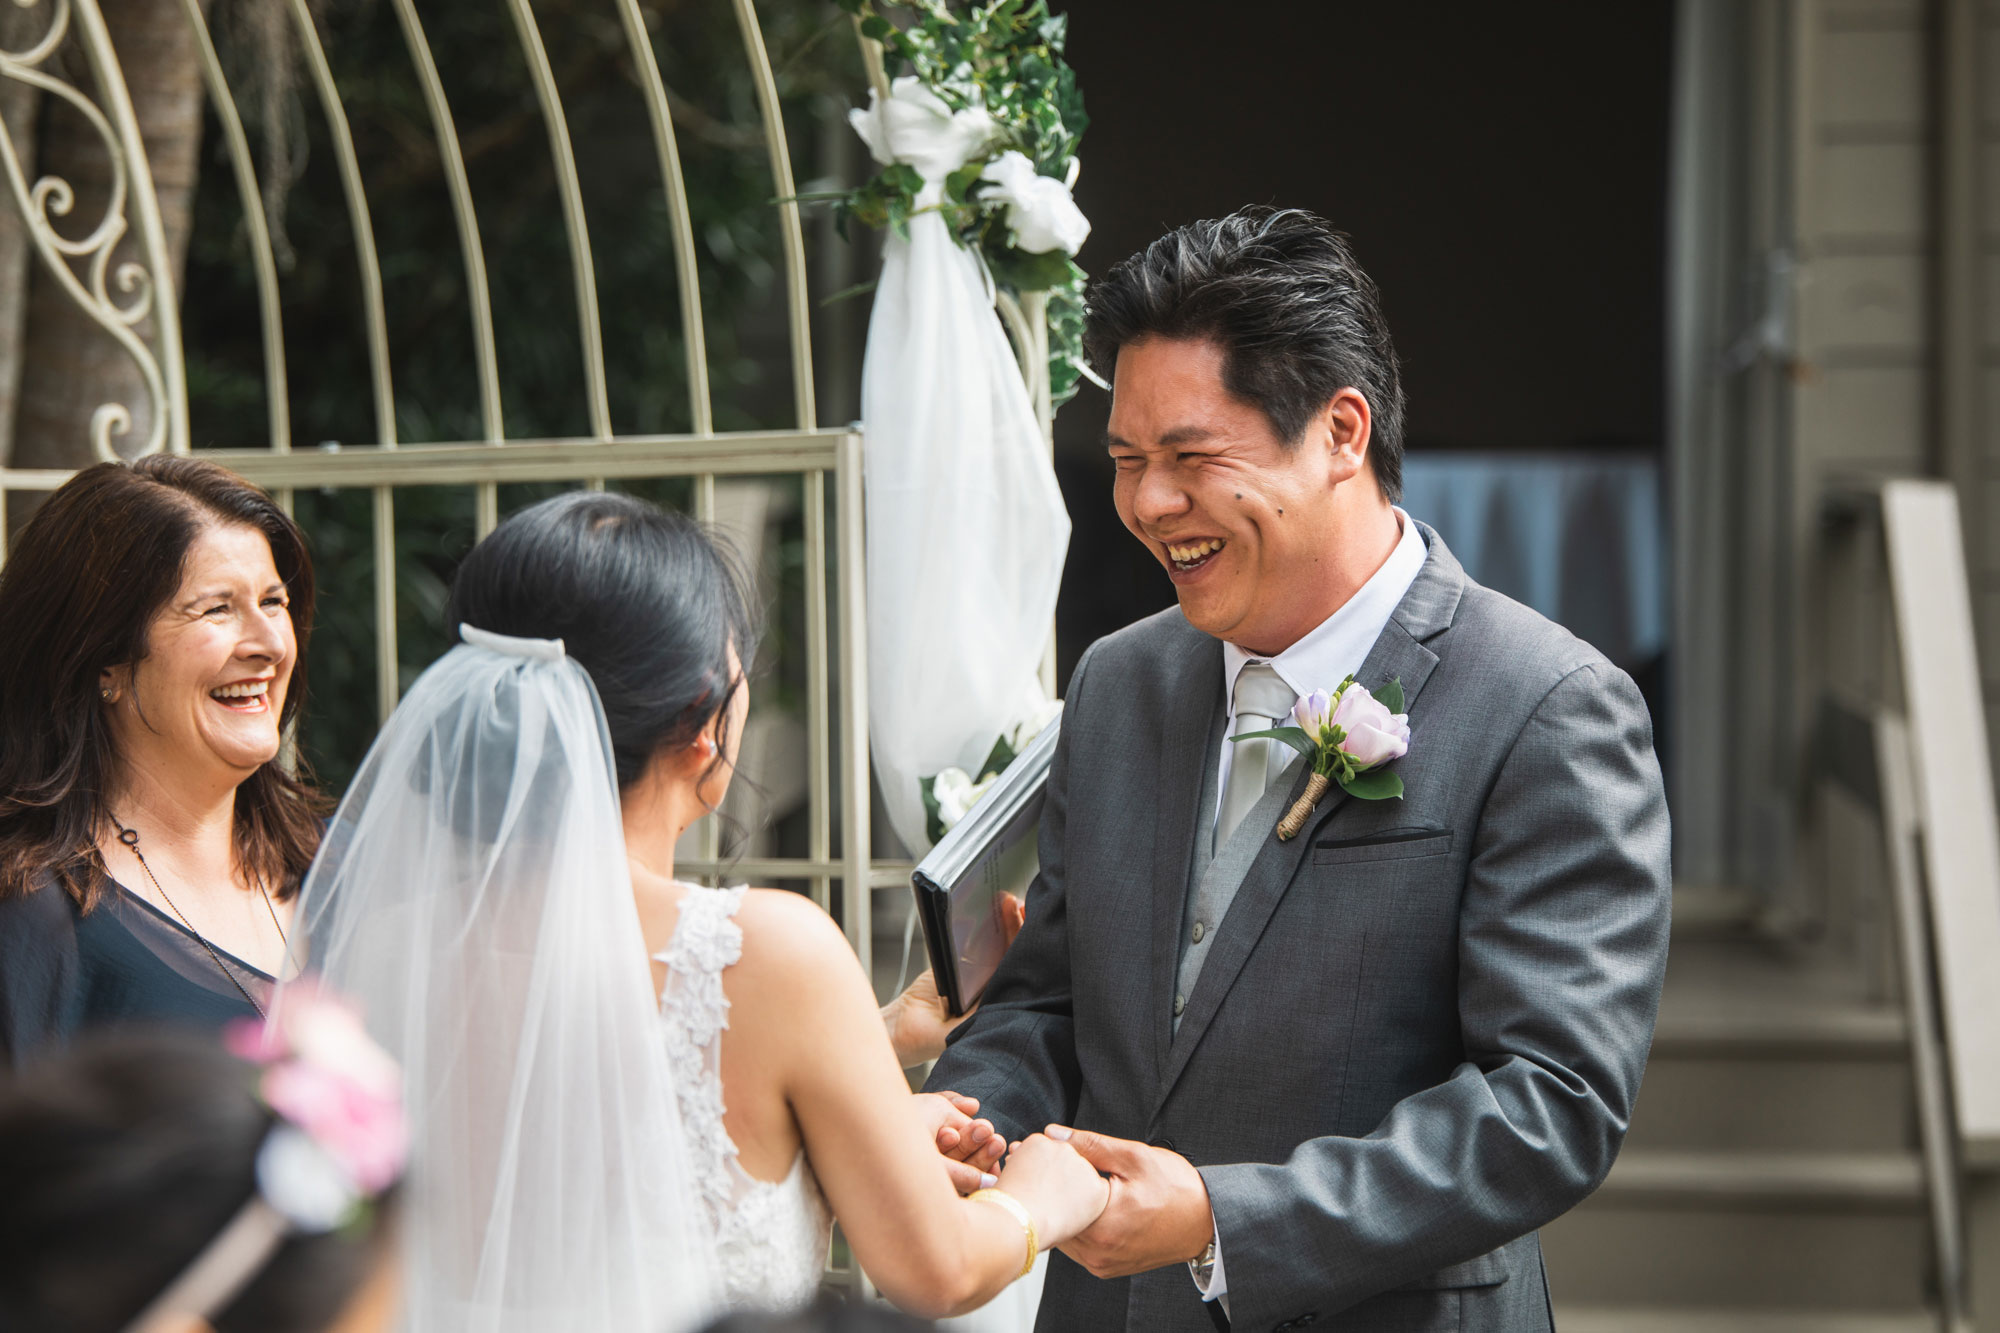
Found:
[926,208,1671,1332]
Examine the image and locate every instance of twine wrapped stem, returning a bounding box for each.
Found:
[1276,771,1332,841]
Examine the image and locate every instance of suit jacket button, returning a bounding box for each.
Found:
[1149,1136,1176,1152]
[1295,1315,1318,1326]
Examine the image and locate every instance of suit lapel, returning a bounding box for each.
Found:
[1148,528,1464,1117]
[1147,632,1224,1083]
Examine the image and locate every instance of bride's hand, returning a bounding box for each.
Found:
[913,1091,1005,1192]
[991,1132,1109,1251]
[882,892,1027,1067]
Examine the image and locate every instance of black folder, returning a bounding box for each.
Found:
[910,717,1059,1016]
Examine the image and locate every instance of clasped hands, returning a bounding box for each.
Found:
[917,1092,1214,1280]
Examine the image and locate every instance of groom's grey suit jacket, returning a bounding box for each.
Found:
[927,528,1671,1333]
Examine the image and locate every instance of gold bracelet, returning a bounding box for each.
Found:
[968,1187,1038,1280]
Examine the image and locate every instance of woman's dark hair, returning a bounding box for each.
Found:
[0,1029,396,1332]
[0,457,327,910]
[445,491,760,791]
[1084,205,1408,501]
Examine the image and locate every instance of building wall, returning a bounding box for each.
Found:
[1791,0,2000,743]
[1778,0,1923,946]
[1793,0,1931,494]
[1779,0,2000,948]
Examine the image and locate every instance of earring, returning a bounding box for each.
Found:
[694,734,716,758]
[100,686,115,703]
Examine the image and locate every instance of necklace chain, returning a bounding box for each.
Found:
[109,817,288,1018]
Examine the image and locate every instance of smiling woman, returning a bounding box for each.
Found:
[0,458,327,1068]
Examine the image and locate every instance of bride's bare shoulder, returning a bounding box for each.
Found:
[733,886,851,957]
[729,887,870,1002]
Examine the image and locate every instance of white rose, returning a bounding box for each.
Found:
[932,766,998,831]
[979,150,1091,256]
[1006,697,1065,754]
[847,77,997,205]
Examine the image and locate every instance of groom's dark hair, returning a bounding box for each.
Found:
[1085,205,1407,501]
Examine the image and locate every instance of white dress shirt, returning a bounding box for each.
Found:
[1196,507,1428,1309]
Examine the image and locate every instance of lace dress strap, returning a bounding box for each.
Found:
[655,884,749,1224]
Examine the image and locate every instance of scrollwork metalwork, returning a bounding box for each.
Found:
[0,0,179,461]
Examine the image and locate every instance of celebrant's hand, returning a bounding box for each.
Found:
[1048,1126,1215,1279]
[881,891,1027,1066]
[914,1091,1006,1193]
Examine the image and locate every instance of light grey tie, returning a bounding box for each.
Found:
[1216,663,1297,852]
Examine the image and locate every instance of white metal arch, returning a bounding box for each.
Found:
[0,0,897,1004]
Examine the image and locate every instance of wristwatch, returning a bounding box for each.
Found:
[1188,1236,1217,1289]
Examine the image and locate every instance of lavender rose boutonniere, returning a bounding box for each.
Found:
[1230,675,1411,840]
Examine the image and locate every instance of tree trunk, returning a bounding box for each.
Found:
[0,2,45,468]
[10,0,209,483]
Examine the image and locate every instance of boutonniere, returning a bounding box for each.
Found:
[1230,676,1411,840]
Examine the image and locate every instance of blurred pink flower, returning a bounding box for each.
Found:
[227,981,407,1196]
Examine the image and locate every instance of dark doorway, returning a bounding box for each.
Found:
[1052,1,1675,693]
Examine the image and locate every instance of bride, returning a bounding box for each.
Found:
[282,491,1106,1330]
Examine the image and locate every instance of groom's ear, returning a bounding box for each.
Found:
[1319,387,1373,487]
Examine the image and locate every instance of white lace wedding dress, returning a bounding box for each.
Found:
[658,885,834,1311]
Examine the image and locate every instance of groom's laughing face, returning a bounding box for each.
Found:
[1107,336,1369,655]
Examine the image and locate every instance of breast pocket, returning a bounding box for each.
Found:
[1311,828,1453,866]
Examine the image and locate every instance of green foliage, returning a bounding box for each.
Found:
[181,0,857,790]
[827,161,926,238]
[974,730,1017,783]
[918,725,1018,844]
[1337,768,1405,801]
[829,0,1090,407]
[1371,677,1405,714]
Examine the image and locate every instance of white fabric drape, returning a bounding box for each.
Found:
[854,82,1072,856]
[281,627,720,1333]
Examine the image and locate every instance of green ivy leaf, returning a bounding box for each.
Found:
[944,158,984,205]
[1228,725,1317,761]
[985,243,1074,292]
[1338,768,1405,801]
[826,0,1091,414]
[1372,677,1405,714]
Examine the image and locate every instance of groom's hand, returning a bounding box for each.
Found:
[915,1091,1006,1193]
[1046,1125,1214,1279]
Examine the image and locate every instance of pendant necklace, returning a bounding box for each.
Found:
[109,817,288,1017]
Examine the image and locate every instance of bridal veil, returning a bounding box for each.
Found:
[280,624,720,1332]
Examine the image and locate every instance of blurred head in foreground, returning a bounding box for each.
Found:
[698,1296,935,1333]
[0,993,405,1333]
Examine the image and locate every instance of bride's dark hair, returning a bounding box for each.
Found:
[445,491,761,791]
